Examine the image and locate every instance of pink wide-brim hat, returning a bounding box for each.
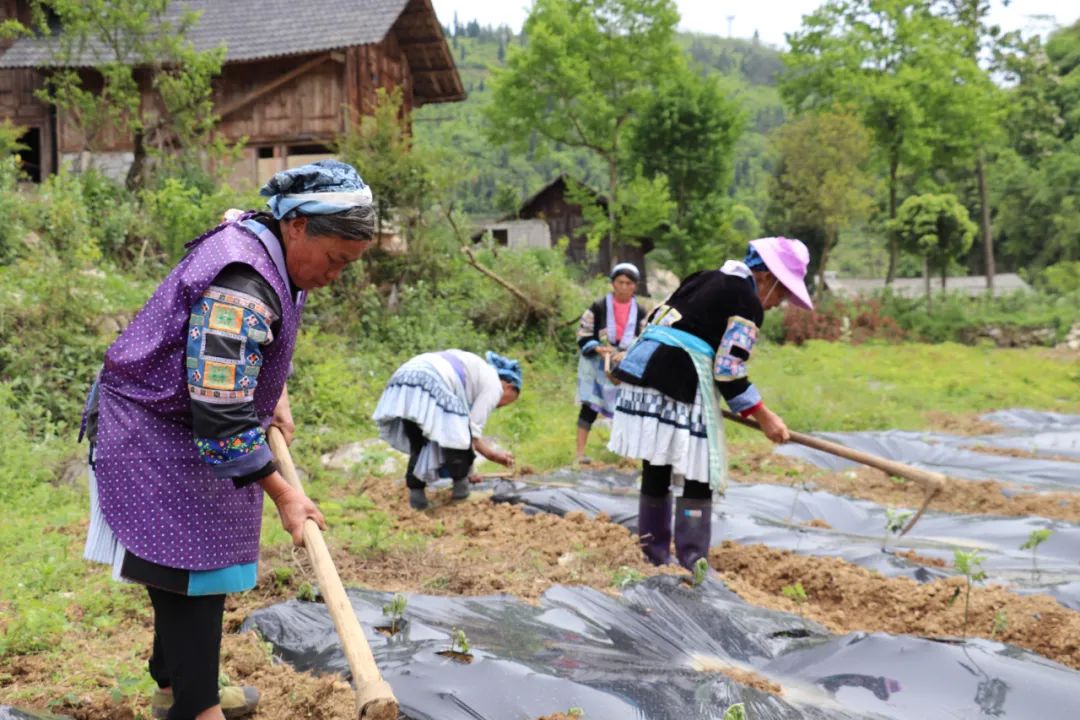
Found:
[749,237,814,311]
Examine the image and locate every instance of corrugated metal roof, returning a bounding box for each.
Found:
[0,0,412,68]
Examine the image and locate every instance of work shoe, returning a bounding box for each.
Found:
[674,497,713,570]
[637,492,673,565]
[408,487,429,510]
[451,477,470,501]
[151,685,260,719]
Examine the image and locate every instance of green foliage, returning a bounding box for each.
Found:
[382,593,408,633]
[485,0,682,244]
[337,88,447,233]
[692,557,709,587]
[612,566,646,588]
[139,176,257,262]
[783,0,992,280]
[953,549,987,639]
[450,628,471,655]
[882,508,914,549]
[34,0,226,188]
[781,581,807,614]
[627,70,745,275]
[297,582,317,602]
[990,610,1009,640]
[723,703,748,720]
[766,110,876,287]
[1020,528,1054,582]
[1041,261,1080,294]
[888,193,977,295]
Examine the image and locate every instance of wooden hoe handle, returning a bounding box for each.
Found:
[720,410,945,535]
[268,427,399,720]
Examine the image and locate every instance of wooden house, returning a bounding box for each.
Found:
[474,175,654,293]
[0,0,464,184]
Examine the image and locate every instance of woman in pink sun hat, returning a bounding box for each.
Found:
[608,236,812,569]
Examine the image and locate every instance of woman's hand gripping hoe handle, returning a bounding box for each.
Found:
[267,427,399,720]
[720,410,945,536]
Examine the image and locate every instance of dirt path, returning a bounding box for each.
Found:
[735,453,1080,524]
[710,540,1080,671]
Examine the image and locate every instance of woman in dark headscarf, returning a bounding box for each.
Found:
[609,238,813,570]
[373,350,521,510]
[573,262,647,464]
[82,160,375,720]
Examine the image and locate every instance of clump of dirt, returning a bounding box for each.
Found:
[711,541,1080,670]
[964,444,1080,464]
[802,518,832,530]
[895,549,948,568]
[688,653,783,696]
[734,454,1080,524]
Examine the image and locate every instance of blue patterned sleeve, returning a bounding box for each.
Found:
[186,279,278,481]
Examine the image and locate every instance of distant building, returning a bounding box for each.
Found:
[827,272,1032,299]
[0,0,464,184]
[473,175,654,293]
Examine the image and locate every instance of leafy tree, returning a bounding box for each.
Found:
[627,70,744,275]
[485,0,682,248]
[782,0,985,283]
[765,110,875,290]
[888,193,976,307]
[336,88,447,240]
[993,22,1080,270]
[931,0,1015,291]
[30,0,225,190]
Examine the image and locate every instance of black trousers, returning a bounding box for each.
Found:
[403,419,475,489]
[147,586,225,720]
[639,461,711,500]
[577,403,599,430]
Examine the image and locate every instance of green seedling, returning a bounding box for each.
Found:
[692,557,709,587]
[723,703,747,720]
[450,628,470,656]
[382,592,407,634]
[297,581,317,602]
[568,709,585,718]
[781,582,808,616]
[990,610,1009,640]
[1019,529,1054,582]
[953,549,987,640]
[882,508,913,550]
[612,565,645,589]
[786,479,812,522]
[271,566,293,589]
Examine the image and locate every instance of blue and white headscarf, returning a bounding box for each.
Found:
[261,159,373,220]
[743,245,768,271]
[485,351,522,392]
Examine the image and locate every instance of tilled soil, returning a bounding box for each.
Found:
[710,540,1080,670]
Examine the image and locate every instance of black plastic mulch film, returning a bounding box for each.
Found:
[239,410,1080,719]
[8,412,1077,718]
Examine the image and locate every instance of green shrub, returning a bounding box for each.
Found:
[34,170,100,266]
[1041,261,1080,295]
[140,177,260,262]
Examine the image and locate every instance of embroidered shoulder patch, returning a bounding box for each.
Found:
[714,315,758,382]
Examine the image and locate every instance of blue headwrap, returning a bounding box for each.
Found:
[261,159,373,220]
[744,245,768,271]
[485,351,522,392]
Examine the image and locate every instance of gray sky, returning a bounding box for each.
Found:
[431,0,1074,48]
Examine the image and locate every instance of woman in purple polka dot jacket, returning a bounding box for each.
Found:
[80,160,375,720]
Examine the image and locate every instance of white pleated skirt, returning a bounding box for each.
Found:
[372,362,472,483]
[84,459,128,582]
[608,384,711,482]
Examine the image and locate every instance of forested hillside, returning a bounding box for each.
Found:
[415,25,785,225]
